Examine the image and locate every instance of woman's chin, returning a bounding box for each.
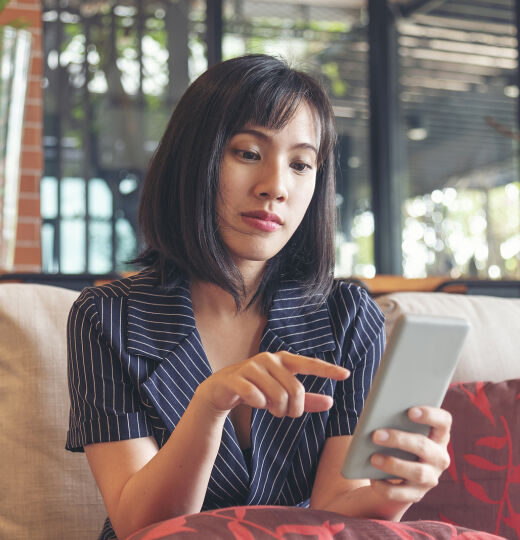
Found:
[230,248,281,267]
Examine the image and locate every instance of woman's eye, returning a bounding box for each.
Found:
[291,161,312,172]
[237,150,260,161]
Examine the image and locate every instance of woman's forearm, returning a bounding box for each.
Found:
[112,389,227,539]
[311,485,412,522]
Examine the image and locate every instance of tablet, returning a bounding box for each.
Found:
[341,313,470,480]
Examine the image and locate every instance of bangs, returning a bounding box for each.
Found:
[245,76,305,131]
[224,66,334,166]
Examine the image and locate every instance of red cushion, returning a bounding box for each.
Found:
[127,506,504,539]
[403,379,520,539]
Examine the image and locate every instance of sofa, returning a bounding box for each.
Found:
[0,282,518,539]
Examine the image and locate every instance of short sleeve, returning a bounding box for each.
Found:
[326,286,385,437]
[66,289,154,452]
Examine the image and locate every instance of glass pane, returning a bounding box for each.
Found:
[490,182,520,277]
[88,177,113,218]
[89,221,112,273]
[116,217,137,272]
[41,175,58,219]
[398,1,518,278]
[61,177,86,218]
[60,218,85,273]
[0,28,32,270]
[41,222,57,273]
[223,0,373,277]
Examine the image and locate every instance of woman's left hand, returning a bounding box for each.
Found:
[368,406,452,504]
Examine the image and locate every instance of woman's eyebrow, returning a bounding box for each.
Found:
[235,128,318,156]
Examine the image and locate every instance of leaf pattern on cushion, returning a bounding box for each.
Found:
[403,380,520,538]
[476,436,507,450]
[447,441,459,483]
[275,520,346,538]
[375,520,438,539]
[502,512,520,537]
[464,454,507,472]
[439,513,460,527]
[510,465,520,483]
[135,516,196,540]
[227,519,255,540]
[462,473,499,504]
[127,506,506,539]
[457,532,509,540]
[459,382,495,426]
[234,507,246,520]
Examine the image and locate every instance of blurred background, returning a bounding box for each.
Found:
[1,0,519,282]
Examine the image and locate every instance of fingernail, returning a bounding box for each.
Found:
[374,430,389,442]
[372,455,384,466]
[410,407,422,419]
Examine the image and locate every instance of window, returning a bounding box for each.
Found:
[40,1,520,279]
[41,0,207,273]
[397,0,519,278]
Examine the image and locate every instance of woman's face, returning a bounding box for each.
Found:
[217,103,319,275]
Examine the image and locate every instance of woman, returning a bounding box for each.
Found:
[66,55,451,540]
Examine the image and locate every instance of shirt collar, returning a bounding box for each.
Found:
[126,270,336,359]
[264,279,336,354]
[126,270,195,358]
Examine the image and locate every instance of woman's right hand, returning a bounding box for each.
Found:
[196,351,350,418]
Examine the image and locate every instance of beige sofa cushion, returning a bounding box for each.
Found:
[375,292,520,384]
[0,283,106,540]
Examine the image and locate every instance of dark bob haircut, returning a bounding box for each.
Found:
[136,54,337,313]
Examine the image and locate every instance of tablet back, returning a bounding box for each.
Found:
[342,313,470,480]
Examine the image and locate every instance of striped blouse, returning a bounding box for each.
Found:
[66,269,385,539]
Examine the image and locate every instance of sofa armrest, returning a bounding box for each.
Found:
[0,283,107,539]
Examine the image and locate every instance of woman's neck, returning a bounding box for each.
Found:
[190,277,262,320]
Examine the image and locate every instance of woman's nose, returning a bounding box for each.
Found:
[254,159,288,201]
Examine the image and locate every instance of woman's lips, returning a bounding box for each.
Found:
[241,211,282,232]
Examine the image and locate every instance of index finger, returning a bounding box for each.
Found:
[277,351,350,380]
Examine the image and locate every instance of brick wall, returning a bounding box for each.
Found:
[0,0,42,271]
